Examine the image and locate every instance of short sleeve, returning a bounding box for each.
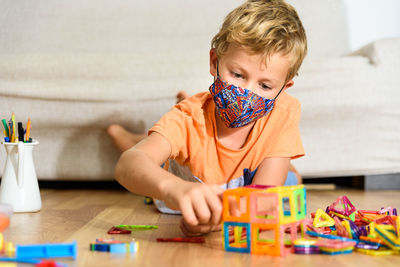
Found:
[148,105,191,161]
[265,102,305,159]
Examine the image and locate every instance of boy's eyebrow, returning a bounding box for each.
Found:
[259,77,278,85]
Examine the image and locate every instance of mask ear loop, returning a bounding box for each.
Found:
[273,83,286,100]
[214,62,220,83]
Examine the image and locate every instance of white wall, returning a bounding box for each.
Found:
[344,0,400,51]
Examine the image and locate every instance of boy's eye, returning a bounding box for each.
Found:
[261,83,272,90]
[232,72,243,79]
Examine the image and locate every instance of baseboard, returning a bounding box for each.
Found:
[38,180,125,190]
[35,174,400,190]
[364,173,400,190]
[303,176,364,189]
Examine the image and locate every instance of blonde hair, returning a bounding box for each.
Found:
[211,0,307,81]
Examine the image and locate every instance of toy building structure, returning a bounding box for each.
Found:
[222,184,307,256]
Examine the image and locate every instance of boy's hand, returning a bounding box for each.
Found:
[179,218,222,236]
[163,181,224,233]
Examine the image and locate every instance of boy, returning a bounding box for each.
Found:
[113,0,307,236]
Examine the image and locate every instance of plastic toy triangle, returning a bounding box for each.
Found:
[313,209,335,227]
[333,216,349,238]
[375,224,400,249]
[328,196,356,216]
[397,216,400,237]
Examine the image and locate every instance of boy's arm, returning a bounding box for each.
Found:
[115,132,223,229]
[115,132,174,200]
[251,157,291,186]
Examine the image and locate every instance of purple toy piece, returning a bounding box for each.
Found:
[294,247,320,254]
[244,184,274,189]
[356,242,380,250]
[325,206,330,214]
[379,206,397,216]
[349,221,361,239]
[358,226,368,237]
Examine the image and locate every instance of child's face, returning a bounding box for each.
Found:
[209,43,294,99]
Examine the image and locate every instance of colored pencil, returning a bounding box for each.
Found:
[156,237,205,243]
[2,119,9,137]
[11,113,16,142]
[25,118,31,142]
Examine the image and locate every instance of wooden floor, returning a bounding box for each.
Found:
[4,188,400,267]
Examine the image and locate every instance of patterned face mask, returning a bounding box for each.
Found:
[209,66,285,128]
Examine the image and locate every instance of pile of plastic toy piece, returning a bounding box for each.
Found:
[299,195,400,256]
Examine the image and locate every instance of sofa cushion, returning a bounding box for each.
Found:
[290,38,400,177]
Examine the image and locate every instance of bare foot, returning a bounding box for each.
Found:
[108,92,190,153]
[107,124,145,153]
[176,91,189,103]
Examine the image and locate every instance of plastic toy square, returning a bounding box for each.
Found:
[279,194,296,224]
[223,222,251,253]
[282,197,291,216]
[223,188,253,223]
[249,192,278,224]
[315,239,356,249]
[293,187,306,220]
[282,220,306,242]
[250,223,283,256]
[266,185,305,224]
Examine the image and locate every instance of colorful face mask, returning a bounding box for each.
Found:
[209,72,284,128]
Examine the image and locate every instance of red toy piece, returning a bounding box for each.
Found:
[156,237,205,243]
[374,215,397,227]
[107,226,131,234]
[35,260,61,267]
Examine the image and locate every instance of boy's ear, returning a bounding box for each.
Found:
[283,79,294,91]
[209,48,218,77]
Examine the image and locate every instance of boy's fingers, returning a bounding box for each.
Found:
[192,195,211,224]
[210,185,224,197]
[194,223,218,234]
[180,219,215,236]
[206,191,223,225]
[207,185,224,224]
[180,200,198,226]
[180,219,204,237]
[212,224,222,232]
[228,197,241,217]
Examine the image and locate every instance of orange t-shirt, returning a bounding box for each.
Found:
[149,91,304,186]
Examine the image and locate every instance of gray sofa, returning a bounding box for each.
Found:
[1,0,399,181]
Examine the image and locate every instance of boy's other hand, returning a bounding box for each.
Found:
[163,181,224,229]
